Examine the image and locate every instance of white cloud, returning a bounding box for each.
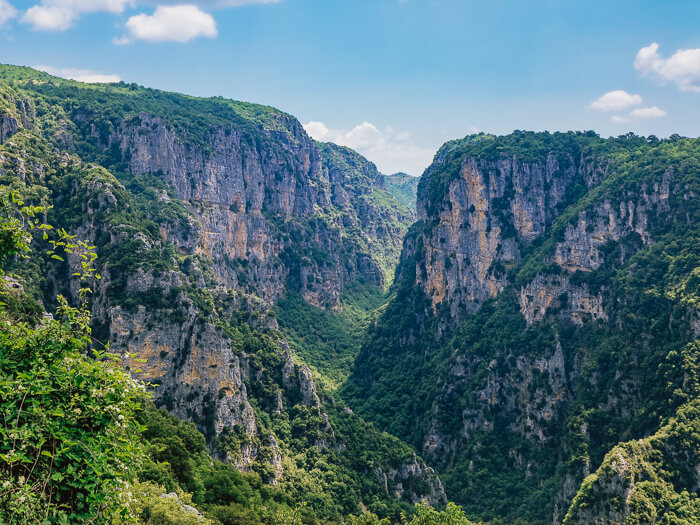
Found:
[629,106,667,119]
[34,64,121,83]
[21,0,131,31]
[115,5,217,44]
[0,0,17,26]
[304,120,436,176]
[609,105,667,124]
[635,42,700,93]
[19,0,279,34]
[304,121,330,140]
[588,90,642,111]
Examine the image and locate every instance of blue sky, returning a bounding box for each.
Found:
[1,0,700,175]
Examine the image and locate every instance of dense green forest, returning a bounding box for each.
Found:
[275,283,387,392]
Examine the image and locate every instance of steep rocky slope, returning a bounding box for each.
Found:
[0,65,442,520]
[316,142,414,283]
[343,131,700,523]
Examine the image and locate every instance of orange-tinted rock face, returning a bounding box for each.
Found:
[413,152,580,326]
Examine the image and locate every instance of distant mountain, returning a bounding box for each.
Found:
[384,171,420,211]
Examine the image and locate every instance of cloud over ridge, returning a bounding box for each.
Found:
[34,64,121,83]
[304,120,435,176]
[115,5,218,44]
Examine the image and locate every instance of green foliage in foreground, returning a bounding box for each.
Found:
[0,191,147,523]
[0,319,147,524]
[0,188,463,524]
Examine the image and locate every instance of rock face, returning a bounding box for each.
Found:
[518,274,607,325]
[555,171,672,273]
[0,112,18,144]
[106,113,403,309]
[376,454,447,506]
[345,132,700,523]
[318,142,414,280]
[412,149,584,326]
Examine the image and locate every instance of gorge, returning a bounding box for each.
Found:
[1,65,698,525]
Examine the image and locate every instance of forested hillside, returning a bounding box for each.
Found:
[343,131,700,524]
[384,173,419,212]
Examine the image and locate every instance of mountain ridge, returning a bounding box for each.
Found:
[0,64,444,522]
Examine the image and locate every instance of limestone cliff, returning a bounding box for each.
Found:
[345,132,700,523]
[411,139,607,326]
[101,112,403,309]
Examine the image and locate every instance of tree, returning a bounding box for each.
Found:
[401,503,477,525]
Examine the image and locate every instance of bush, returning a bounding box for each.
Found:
[127,482,213,525]
[0,190,147,523]
[0,306,148,523]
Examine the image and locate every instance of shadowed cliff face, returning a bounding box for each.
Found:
[344,132,700,523]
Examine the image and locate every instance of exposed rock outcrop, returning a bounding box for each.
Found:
[0,112,18,144]
[518,274,607,325]
[413,151,581,326]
